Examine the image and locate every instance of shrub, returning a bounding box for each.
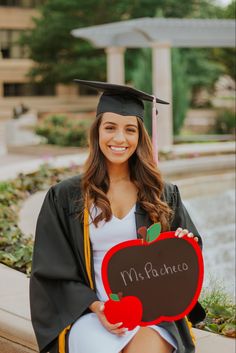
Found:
[213,109,235,134]
[0,180,33,275]
[35,115,90,147]
[0,163,82,275]
[198,279,236,338]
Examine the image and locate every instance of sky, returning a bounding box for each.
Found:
[215,0,233,6]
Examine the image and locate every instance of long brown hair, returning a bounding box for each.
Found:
[81,115,173,231]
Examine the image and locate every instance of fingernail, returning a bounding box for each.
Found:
[100,304,104,311]
[118,322,123,326]
[187,233,193,237]
[175,228,181,235]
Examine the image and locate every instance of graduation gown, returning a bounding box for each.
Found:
[30,175,206,353]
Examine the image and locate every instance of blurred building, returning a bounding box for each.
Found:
[0,0,97,119]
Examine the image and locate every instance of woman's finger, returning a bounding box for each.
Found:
[109,322,124,330]
[99,303,105,311]
[186,233,199,242]
[100,316,123,331]
[176,229,189,238]
[110,327,128,336]
[175,227,182,236]
[175,229,198,242]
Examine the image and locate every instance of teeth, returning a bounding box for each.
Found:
[110,146,127,151]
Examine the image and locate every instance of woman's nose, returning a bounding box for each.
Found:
[113,130,126,143]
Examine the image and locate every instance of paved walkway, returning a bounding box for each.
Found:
[0,265,37,353]
[1,141,235,181]
[0,120,7,156]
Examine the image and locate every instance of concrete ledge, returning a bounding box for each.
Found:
[0,152,88,181]
[0,310,37,351]
[0,151,235,182]
[0,336,37,353]
[194,328,235,353]
[161,154,235,179]
[0,264,38,352]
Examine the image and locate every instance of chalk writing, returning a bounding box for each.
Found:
[120,261,189,287]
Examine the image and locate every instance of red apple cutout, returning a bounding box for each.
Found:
[104,294,143,330]
[102,223,204,327]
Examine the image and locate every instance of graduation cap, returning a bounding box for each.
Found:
[74,79,169,163]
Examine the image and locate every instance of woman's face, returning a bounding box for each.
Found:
[99,112,139,166]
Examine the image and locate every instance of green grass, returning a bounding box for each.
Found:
[198,278,236,338]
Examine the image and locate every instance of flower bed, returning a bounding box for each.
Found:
[0,163,82,275]
[35,114,91,147]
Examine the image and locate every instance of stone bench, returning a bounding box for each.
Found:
[0,264,235,353]
[0,264,37,353]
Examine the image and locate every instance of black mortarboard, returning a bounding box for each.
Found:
[74,79,169,121]
[74,79,169,163]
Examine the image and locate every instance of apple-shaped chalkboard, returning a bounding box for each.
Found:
[102,223,204,327]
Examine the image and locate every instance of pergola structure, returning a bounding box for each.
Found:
[72,18,235,149]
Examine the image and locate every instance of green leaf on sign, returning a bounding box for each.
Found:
[110,293,120,301]
[146,223,161,243]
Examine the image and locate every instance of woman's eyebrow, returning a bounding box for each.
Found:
[103,121,138,128]
[103,121,117,125]
[126,124,138,128]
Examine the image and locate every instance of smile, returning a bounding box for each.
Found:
[109,146,128,153]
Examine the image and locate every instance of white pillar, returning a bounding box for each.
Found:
[105,47,126,84]
[152,42,173,151]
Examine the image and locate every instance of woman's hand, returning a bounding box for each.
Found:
[175,227,199,242]
[89,300,128,336]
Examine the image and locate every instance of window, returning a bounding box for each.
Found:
[0,0,43,8]
[3,83,56,97]
[0,30,28,59]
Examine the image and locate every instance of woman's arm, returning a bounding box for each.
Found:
[30,186,98,353]
[169,184,206,324]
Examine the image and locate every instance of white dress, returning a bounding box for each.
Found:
[69,205,178,353]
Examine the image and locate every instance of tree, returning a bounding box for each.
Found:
[20,0,161,84]
[172,49,190,134]
[20,0,235,134]
[21,0,229,84]
[181,48,224,106]
[209,1,236,80]
[131,48,152,134]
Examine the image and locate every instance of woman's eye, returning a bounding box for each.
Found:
[127,128,136,133]
[105,126,114,130]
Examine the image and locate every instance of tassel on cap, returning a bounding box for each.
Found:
[152,95,158,164]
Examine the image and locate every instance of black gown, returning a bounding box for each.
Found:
[30,175,206,353]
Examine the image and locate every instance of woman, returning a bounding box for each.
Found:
[30,80,205,353]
